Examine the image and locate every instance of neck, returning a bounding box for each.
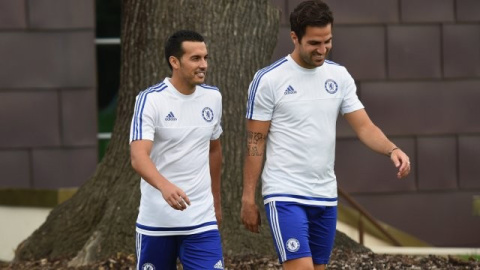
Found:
[290,51,301,64]
[169,76,196,95]
[290,51,313,69]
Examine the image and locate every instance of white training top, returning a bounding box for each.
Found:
[130,78,222,236]
[246,55,364,206]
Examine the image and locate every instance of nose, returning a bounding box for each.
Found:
[200,58,208,69]
[317,44,327,55]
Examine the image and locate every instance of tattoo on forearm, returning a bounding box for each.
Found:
[248,146,262,156]
[247,131,266,156]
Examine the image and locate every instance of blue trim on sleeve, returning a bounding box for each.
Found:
[246,58,288,119]
[199,84,219,91]
[325,60,342,66]
[131,82,167,140]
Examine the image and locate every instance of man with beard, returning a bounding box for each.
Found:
[241,1,411,269]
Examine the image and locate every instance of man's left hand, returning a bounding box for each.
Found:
[390,149,411,179]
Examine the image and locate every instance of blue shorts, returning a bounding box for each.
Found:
[136,230,224,270]
[265,201,337,265]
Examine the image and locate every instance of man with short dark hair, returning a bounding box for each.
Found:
[241,1,411,269]
[130,30,224,270]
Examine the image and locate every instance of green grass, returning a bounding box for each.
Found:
[98,98,117,133]
[456,255,480,262]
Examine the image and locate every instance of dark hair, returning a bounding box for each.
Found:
[290,0,334,43]
[164,30,205,70]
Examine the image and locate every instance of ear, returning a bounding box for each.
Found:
[290,31,298,45]
[169,56,180,69]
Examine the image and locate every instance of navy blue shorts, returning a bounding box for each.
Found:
[136,230,224,270]
[265,201,337,265]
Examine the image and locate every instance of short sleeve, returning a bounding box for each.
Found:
[340,71,364,115]
[211,94,223,140]
[130,92,157,143]
[245,71,275,120]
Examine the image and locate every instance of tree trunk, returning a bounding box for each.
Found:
[14,0,366,265]
[14,0,280,265]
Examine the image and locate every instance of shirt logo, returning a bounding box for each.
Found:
[286,238,300,252]
[142,263,155,270]
[165,111,177,121]
[284,85,297,95]
[325,79,338,94]
[213,260,224,269]
[202,107,214,122]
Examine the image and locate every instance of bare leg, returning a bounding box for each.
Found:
[282,257,314,270]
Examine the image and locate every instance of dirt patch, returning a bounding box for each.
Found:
[1,248,479,269]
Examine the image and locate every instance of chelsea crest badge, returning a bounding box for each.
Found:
[325,79,338,94]
[202,107,214,122]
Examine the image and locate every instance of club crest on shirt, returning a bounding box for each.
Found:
[142,263,155,270]
[202,107,214,122]
[325,79,338,94]
[286,238,300,252]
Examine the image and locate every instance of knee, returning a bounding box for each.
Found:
[282,257,314,270]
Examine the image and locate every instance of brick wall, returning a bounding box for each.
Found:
[271,0,480,247]
[0,0,97,189]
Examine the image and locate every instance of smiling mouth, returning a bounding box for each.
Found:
[196,71,206,78]
[312,55,324,61]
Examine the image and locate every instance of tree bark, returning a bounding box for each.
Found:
[14,0,366,265]
[14,0,280,264]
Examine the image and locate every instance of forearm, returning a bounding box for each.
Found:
[130,141,169,191]
[209,140,222,207]
[242,128,268,203]
[356,123,397,156]
[242,155,264,203]
[132,153,168,189]
[345,109,411,178]
[345,109,397,156]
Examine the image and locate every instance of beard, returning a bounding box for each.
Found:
[298,49,329,68]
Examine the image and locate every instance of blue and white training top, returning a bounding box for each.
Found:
[130,77,222,236]
[246,55,364,206]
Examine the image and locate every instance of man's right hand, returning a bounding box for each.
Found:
[241,201,261,233]
[131,140,191,211]
[159,181,190,211]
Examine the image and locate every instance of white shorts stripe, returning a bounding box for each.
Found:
[269,202,286,262]
[136,232,142,270]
